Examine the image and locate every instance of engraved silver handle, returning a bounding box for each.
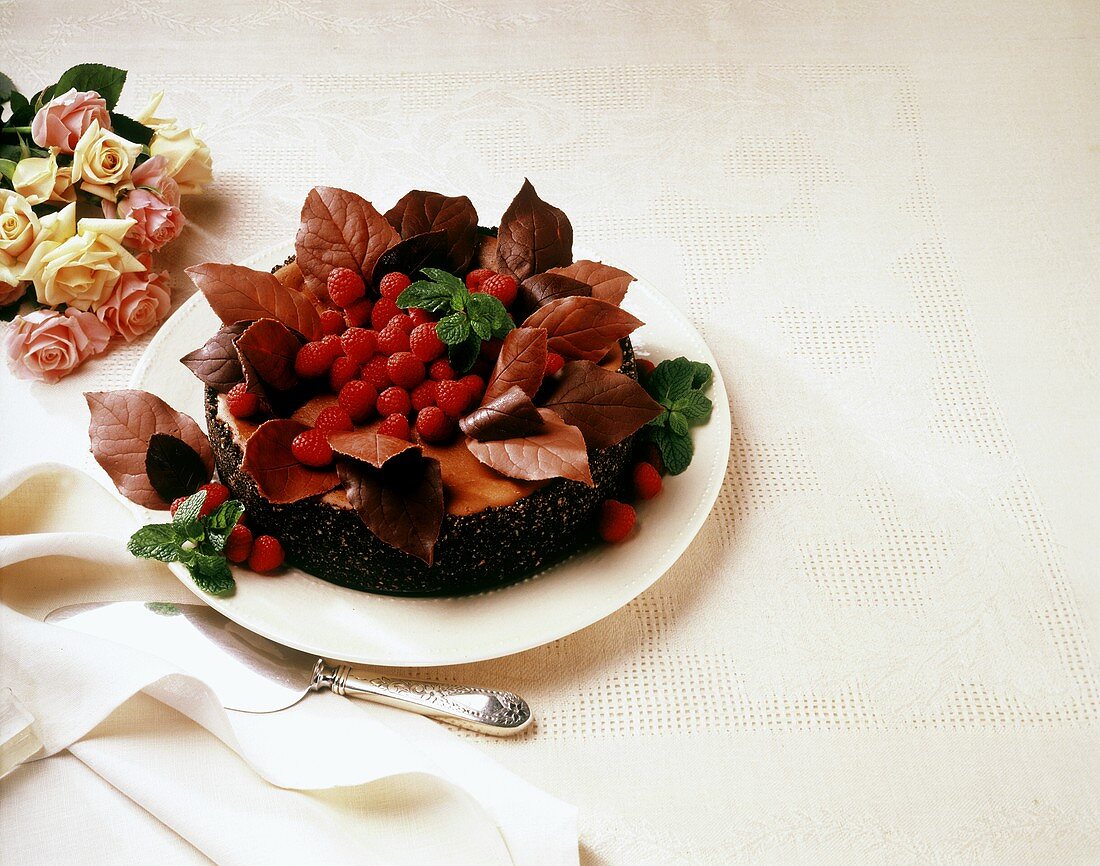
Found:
[311,661,532,735]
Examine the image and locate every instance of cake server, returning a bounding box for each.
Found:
[45,601,532,735]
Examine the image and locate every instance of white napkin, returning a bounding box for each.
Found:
[0,462,577,866]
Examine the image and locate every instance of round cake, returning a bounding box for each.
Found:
[182,182,664,596]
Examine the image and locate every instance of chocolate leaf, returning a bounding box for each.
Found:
[466,409,593,486]
[384,190,479,273]
[242,419,340,504]
[294,186,399,296]
[180,322,248,393]
[543,360,663,448]
[521,296,643,362]
[546,260,635,306]
[186,263,322,342]
[326,430,416,468]
[459,386,545,441]
[337,450,444,565]
[496,179,573,282]
[518,272,590,313]
[145,433,208,502]
[86,390,214,510]
[483,327,547,402]
[235,318,303,392]
[371,230,449,286]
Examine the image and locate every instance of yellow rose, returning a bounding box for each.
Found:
[22,209,145,311]
[0,190,42,285]
[150,124,212,195]
[134,90,174,130]
[12,151,62,205]
[71,120,142,202]
[50,165,77,204]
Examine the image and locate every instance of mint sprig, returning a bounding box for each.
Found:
[396,268,514,373]
[641,357,714,475]
[126,490,243,596]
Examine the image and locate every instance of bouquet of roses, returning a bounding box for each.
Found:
[0,64,210,382]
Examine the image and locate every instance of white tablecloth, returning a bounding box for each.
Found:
[3,1,1099,862]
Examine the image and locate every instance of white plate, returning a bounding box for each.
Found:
[131,245,729,666]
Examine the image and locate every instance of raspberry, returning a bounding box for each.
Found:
[371,297,401,330]
[465,268,495,291]
[197,482,230,516]
[479,338,503,360]
[387,352,426,388]
[435,380,469,418]
[360,354,391,390]
[635,358,656,379]
[378,413,411,441]
[340,327,377,364]
[411,379,438,411]
[478,273,518,307]
[544,352,565,375]
[329,356,360,392]
[226,382,259,418]
[415,406,454,443]
[376,386,411,416]
[314,405,354,434]
[291,429,333,467]
[377,320,411,355]
[294,341,334,378]
[391,313,415,334]
[224,523,253,564]
[409,322,446,362]
[379,272,411,301]
[638,441,665,476]
[632,462,663,500]
[458,374,484,402]
[319,309,346,336]
[408,308,433,327]
[598,499,636,543]
[321,334,344,358]
[248,535,285,573]
[345,298,373,327]
[327,267,365,308]
[338,380,377,423]
[169,496,187,516]
[429,358,456,381]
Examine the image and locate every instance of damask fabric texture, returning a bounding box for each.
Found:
[2,1,1099,863]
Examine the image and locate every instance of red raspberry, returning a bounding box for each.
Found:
[598,499,636,543]
[465,268,495,291]
[376,386,411,416]
[360,354,391,390]
[479,338,503,360]
[435,380,470,418]
[378,413,411,441]
[291,429,333,467]
[387,352,426,388]
[409,322,446,362]
[321,334,344,359]
[379,272,411,301]
[638,441,665,476]
[371,297,401,330]
[415,406,454,443]
[294,341,334,378]
[635,358,655,379]
[319,309,346,336]
[338,380,377,423]
[411,379,438,411]
[197,482,230,516]
[429,358,456,381]
[345,298,373,327]
[224,523,253,564]
[314,405,354,434]
[329,356,360,392]
[248,535,285,573]
[391,314,415,334]
[169,496,187,516]
[458,374,484,402]
[341,327,377,364]
[408,308,433,327]
[544,352,565,375]
[327,267,365,308]
[478,273,518,307]
[632,462,663,500]
[226,382,259,418]
[377,320,411,355]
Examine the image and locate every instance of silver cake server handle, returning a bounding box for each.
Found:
[311,661,532,735]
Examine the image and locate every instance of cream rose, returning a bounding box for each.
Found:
[22,211,145,311]
[12,151,62,205]
[50,165,77,204]
[71,120,142,202]
[150,124,212,195]
[0,190,42,286]
[134,90,174,130]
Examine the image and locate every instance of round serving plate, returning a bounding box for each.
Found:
[131,244,729,666]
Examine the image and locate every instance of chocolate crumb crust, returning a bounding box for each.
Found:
[206,339,638,596]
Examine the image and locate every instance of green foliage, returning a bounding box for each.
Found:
[641,357,714,475]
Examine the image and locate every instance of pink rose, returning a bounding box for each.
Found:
[0,280,25,306]
[130,156,180,204]
[31,89,111,154]
[95,262,171,341]
[5,307,111,382]
[102,156,185,251]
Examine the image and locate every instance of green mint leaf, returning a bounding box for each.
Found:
[204,500,244,552]
[173,489,207,525]
[108,111,153,146]
[187,554,235,597]
[396,281,454,314]
[645,411,668,428]
[448,334,481,374]
[652,426,694,476]
[127,523,183,562]
[688,361,713,390]
[53,64,127,110]
[491,307,515,339]
[420,268,466,293]
[645,358,694,406]
[436,312,471,345]
[672,390,712,423]
[668,410,690,437]
[470,317,492,340]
